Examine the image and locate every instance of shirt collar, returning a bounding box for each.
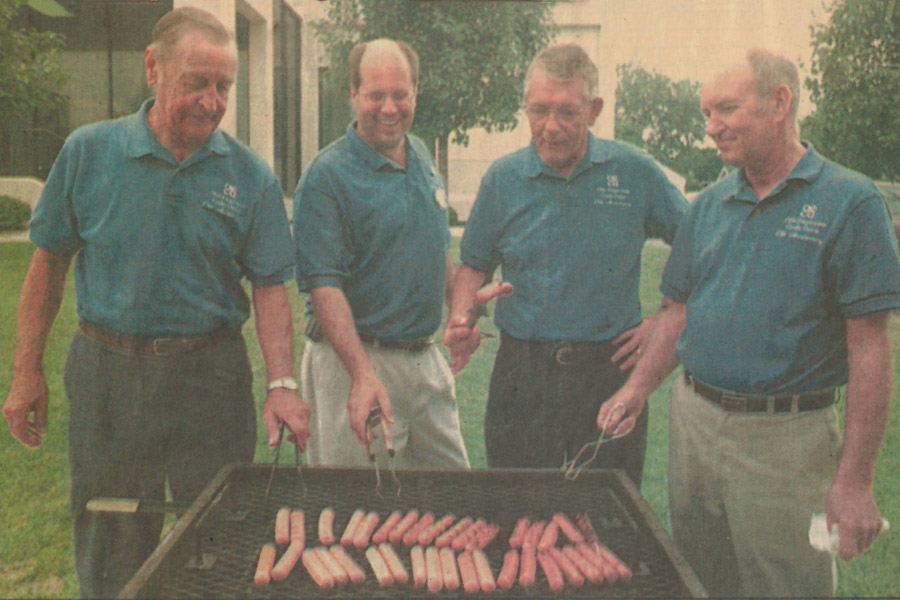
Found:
[727,143,822,204]
[346,121,407,172]
[524,132,610,179]
[125,98,230,163]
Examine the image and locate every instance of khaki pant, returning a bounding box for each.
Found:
[301,340,470,470]
[668,373,840,597]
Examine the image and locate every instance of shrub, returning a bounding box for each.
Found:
[0,196,31,232]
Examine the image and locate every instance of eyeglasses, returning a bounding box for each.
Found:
[525,104,585,125]
[362,91,414,105]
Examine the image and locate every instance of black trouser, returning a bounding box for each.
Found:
[484,331,648,487]
[64,331,256,599]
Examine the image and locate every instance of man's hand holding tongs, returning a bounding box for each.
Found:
[348,373,394,448]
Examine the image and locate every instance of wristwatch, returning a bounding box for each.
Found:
[267,376,299,392]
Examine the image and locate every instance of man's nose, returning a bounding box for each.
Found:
[198,86,219,113]
[706,114,723,139]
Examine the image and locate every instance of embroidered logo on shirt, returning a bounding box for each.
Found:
[607,175,619,188]
[775,204,827,246]
[224,183,237,199]
[594,175,632,207]
[204,183,243,220]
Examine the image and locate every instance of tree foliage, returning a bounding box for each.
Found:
[0,0,67,126]
[615,63,721,191]
[314,0,557,150]
[803,0,900,181]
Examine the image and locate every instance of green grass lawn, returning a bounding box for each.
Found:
[2,240,899,597]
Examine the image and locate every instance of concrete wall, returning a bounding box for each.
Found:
[0,177,44,210]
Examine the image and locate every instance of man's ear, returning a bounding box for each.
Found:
[587,97,604,126]
[771,85,792,124]
[145,47,158,87]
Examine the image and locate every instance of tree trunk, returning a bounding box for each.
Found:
[435,134,449,186]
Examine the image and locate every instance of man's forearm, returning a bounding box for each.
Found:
[251,283,295,380]
[447,264,489,325]
[621,297,685,399]
[12,248,70,375]
[309,286,374,381]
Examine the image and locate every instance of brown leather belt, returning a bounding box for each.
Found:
[684,371,836,414]
[78,320,238,356]
[358,335,433,353]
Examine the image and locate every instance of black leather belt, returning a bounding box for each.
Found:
[79,320,238,356]
[684,371,836,414]
[359,335,432,353]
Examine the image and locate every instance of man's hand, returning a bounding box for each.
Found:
[347,375,393,446]
[825,478,885,561]
[595,385,642,439]
[4,370,49,448]
[443,316,482,374]
[474,279,513,306]
[262,388,311,451]
[611,315,656,372]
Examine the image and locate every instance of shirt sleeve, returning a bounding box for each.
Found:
[459,167,502,276]
[29,137,83,258]
[645,162,688,244]
[292,167,352,292]
[827,193,900,318]
[660,198,701,303]
[241,178,294,286]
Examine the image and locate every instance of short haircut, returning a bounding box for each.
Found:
[746,48,800,122]
[149,7,233,64]
[348,39,419,91]
[524,43,599,101]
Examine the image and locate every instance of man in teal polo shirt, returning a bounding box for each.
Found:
[445,44,687,485]
[3,8,310,598]
[293,39,469,469]
[598,49,899,597]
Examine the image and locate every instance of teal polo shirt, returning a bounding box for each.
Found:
[662,145,900,395]
[292,123,450,342]
[30,99,293,336]
[460,134,687,342]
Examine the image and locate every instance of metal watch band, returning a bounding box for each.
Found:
[266,376,298,391]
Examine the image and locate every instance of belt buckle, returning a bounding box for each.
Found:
[151,337,173,356]
[719,393,748,412]
[554,343,575,366]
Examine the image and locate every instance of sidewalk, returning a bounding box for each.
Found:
[0,231,29,242]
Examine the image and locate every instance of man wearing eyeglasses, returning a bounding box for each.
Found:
[292,39,470,469]
[444,44,686,484]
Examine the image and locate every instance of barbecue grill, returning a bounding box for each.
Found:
[119,464,707,598]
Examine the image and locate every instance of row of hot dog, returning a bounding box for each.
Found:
[253,506,631,593]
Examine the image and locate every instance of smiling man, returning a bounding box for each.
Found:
[293,39,469,470]
[445,44,687,484]
[2,8,310,598]
[598,49,899,597]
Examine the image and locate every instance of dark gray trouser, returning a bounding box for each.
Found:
[484,331,648,487]
[64,331,256,599]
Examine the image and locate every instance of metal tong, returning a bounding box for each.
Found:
[366,407,401,498]
[562,402,634,480]
[264,422,307,499]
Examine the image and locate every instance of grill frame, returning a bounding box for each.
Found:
[119,464,707,598]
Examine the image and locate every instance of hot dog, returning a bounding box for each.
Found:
[523,521,545,550]
[302,548,335,589]
[456,550,479,594]
[271,540,304,582]
[318,507,335,546]
[596,543,632,582]
[548,547,584,587]
[537,550,564,592]
[403,511,435,546]
[253,543,276,587]
[410,545,427,588]
[365,546,394,587]
[553,513,584,544]
[467,522,500,552]
[497,548,519,589]
[389,510,419,544]
[439,546,460,590]
[436,516,473,548]
[378,543,409,585]
[537,520,559,551]
[472,549,496,593]
[518,546,537,587]
[452,518,487,551]
[314,546,349,584]
[372,510,403,545]
[329,545,366,584]
[274,507,291,546]
[562,544,603,584]
[290,510,305,544]
[341,509,366,546]
[576,543,617,582]
[418,513,456,546]
[353,511,380,549]
[425,545,444,593]
[508,517,530,549]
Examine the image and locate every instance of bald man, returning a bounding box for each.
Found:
[292,39,469,469]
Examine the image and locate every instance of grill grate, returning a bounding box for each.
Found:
[120,465,706,598]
